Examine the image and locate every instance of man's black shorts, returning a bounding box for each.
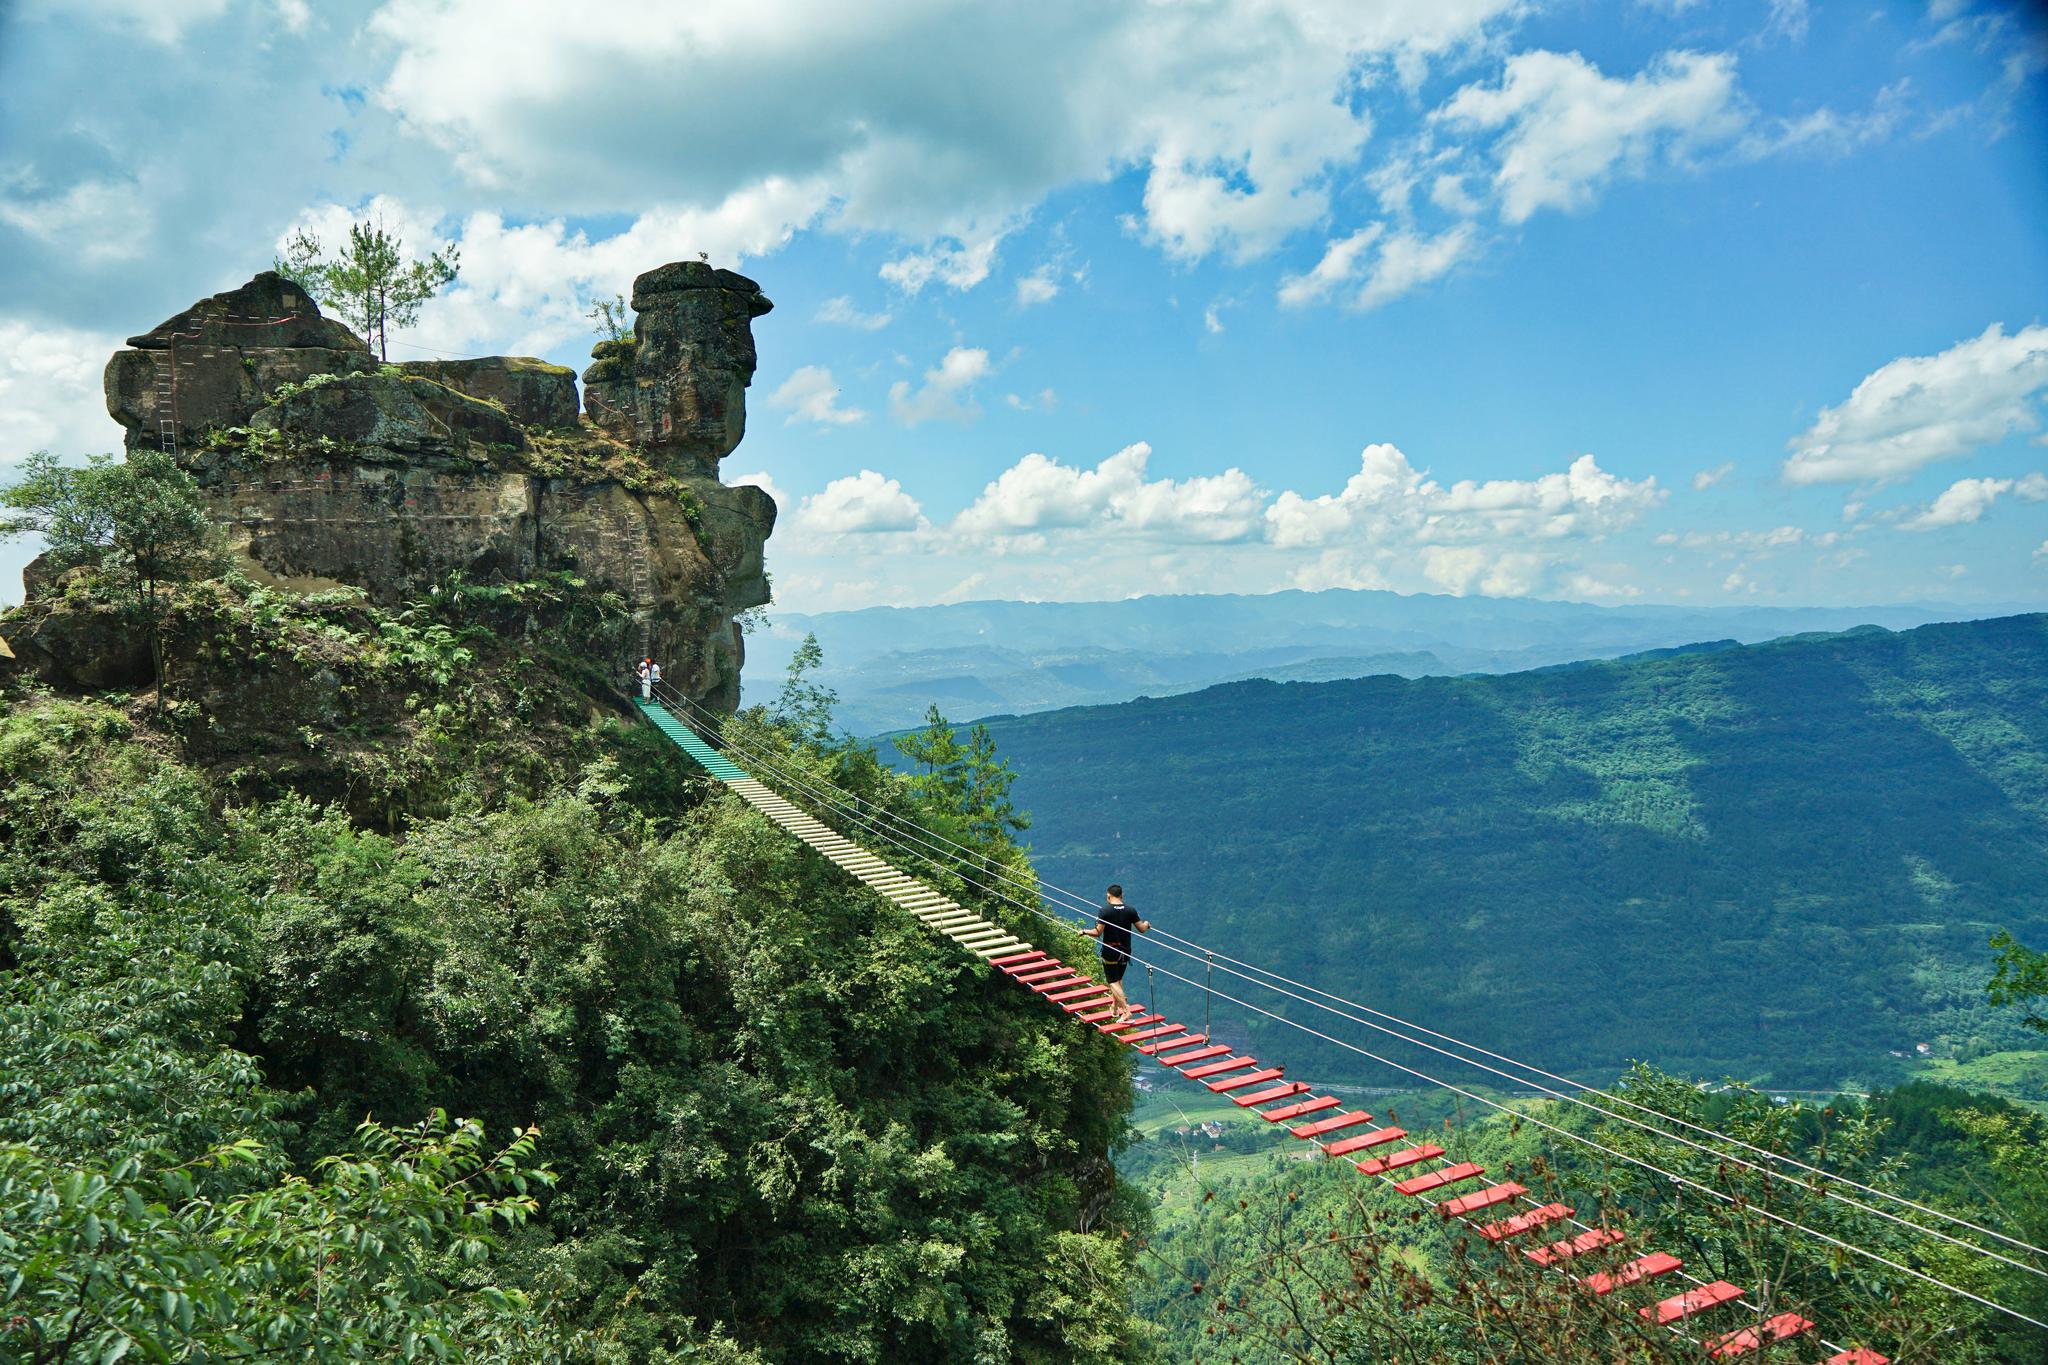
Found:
[1101,952,1129,984]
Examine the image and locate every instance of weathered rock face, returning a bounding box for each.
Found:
[52,263,779,711]
[581,262,774,474]
[397,357,580,429]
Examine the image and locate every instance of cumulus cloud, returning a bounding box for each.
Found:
[880,235,1004,294]
[767,365,866,426]
[365,0,1520,271]
[889,346,992,425]
[0,173,154,266]
[1015,263,1062,306]
[1785,324,2048,485]
[1899,472,2048,529]
[1278,222,1477,310]
[1437,49,1748,222]
[792,469,926,534]
[278,187,823,358]
[1693,461,1735,490]
[1266,443,1664,549]
[815,295,892,330]
[954,442,1265,543]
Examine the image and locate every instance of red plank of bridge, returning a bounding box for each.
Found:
[1181,1055,1261,1079]
[1394,1161,1486,1196]
[1525,1228,1626,1266]
[1157,1044,1232,1067]
[1076,1005,1119,1023]
[1232,1080,1311,1107]
[1822,1351,1891,1364]
[1353,1140,1444,1172]
[1705,1312,1814,1358]
[1478,1203,1573,1242]
[1046,982,1108,1002]
[1099,1013,1163,1035]
[989,950,1045,968]
[1582,1252,1682,1296]
[1289,1110,1375,1139]
[1030,973,1093,994]
[1208,1067,1285,1093]
[1122,1023,1186,1044]
[1326,1128,1411,1159]
[1260,1095,1342,1123]
[1439,1182,1528,1219]
[1138,1032,1205,1055]
[1061,993,1116,1013]
[1641,1281,1744,1326]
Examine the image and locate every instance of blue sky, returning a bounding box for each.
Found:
[2,0,2045,611]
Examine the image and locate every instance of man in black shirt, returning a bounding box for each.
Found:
[1080,883,1150,1021]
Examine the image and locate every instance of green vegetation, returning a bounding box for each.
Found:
[2,450,218,716]
[972,615,2048,1090]
[1128,1068,2048,1363]
[0,592,1154,1360]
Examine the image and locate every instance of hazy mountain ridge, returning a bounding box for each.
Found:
[746,587,2033,732]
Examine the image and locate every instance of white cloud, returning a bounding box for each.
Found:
[1437,48,1748,222]
[792,469,926,534]
[2035,539,2048,561]
[1692,460,1735,490]
[1429,172,1482,215]
[1565,571,1641,599]
[24,0,232,44]
[889,346,992,425]
[816,295,892,330]
[1278,222,1477,310]
[1266,443,1664,549]
[767,365,866,426]
[1357,224,1479,310]
[366,0,1520,271]
[1763,0,1811,43]
[1784,323,2048,485]
[0,174,154,265]
[0,318,123,458]
[280,186,825,359]
[1899,473,2046,529]
[954,442,1265,544]
[727,470,788,512]
[1004,388,1058,412]
[1015,263,1061,306]
[1279,227,1382,307]
[880,235,1004,294]
[1203,303,1227,334]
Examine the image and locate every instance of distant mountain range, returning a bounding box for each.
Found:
[741,588,2042,733]
[960,613,2048,1090]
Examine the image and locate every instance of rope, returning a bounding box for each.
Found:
[657,685,2048,1278]
[648,688,2048,1334]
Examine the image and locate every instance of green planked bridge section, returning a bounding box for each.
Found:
[635,697,1037,961]
[636,699,749,780]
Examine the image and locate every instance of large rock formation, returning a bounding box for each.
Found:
[65,264,777,709]
[581,262,773,473]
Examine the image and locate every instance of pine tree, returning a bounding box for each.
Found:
[895,703,968,811]
[273,219,460,360]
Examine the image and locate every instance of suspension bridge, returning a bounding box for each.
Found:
[634,684,2048,1361]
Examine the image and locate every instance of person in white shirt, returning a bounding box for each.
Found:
[637,658,652,699]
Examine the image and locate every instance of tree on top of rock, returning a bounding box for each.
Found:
[275,219,460,361]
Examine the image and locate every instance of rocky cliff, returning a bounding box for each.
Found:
[81,263,776,709]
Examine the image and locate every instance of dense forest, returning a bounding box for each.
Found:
[0,561,1152,1363]
[971,615,2048,1090]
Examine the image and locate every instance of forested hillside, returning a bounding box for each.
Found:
[973,614,2048,1089]
[0,576,1150,1363]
